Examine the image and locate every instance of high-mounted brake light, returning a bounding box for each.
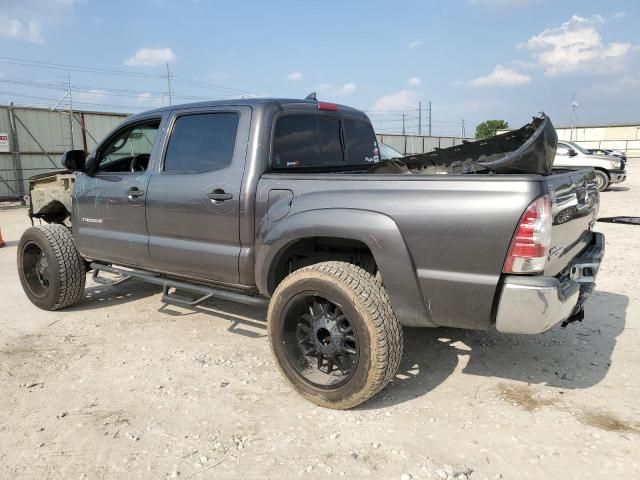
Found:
[317,102,338,111]
[503,194,552,274]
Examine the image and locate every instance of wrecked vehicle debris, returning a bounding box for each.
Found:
[597,216,640,225]
[369,114,557,175]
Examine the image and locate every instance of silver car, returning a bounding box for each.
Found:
[554,140,626,191]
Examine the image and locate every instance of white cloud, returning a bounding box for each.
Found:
[0,0,77,43]
[316,82,356,97]
[408,40,422,49]
[612,11,626,19]
[522,15,635,76]
[372,89,420,112]
[407,76,422,87]
[0,15,42,43]
[76,89,108,103]
[338,83,356,95]
[287,72,303,81]
[125,48,176,66]
[469,64,531,87]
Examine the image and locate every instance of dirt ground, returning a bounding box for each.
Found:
[1,163,639,480]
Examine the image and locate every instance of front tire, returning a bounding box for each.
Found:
[17,225,86,310]
[268,261,403,409]
[594,170,610,192]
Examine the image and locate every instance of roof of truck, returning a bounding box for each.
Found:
[130,97,369,120]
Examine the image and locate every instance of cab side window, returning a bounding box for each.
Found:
[164,113,239,173]
[97,121,160,173]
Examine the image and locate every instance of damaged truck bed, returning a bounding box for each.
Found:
[371,115,556,175]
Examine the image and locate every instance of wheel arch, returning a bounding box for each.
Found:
[593,167,611,179]
[255,208,434,327]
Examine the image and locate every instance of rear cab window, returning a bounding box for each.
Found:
[272,114,378,170]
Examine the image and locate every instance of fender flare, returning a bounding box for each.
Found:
[255,208,434,327]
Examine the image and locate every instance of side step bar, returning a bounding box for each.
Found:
[90,263,269,308]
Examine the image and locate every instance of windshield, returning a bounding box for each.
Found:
[568,141,589,154]
[379,143,404,160]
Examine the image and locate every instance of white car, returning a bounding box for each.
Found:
[554,141,626,191]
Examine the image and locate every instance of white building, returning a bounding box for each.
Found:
[555,123,640,157]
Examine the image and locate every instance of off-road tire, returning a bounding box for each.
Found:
[594,170,610,192]
[17,224,86,310]
[268,261,403,409]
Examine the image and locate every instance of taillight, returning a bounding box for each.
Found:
[317,102,338,111]
[503,194,552,274]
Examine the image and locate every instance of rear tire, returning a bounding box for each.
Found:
[17,225,86,310]
[594,170,610,192]
[268,261,403,409]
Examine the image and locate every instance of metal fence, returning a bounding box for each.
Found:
[0,104,127,200]
[376,133,474,156]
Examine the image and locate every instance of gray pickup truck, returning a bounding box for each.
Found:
[17,98,604,409]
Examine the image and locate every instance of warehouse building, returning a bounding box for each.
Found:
[555,122,640,157]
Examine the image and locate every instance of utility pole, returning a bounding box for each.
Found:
[166,63,173,106]
[569,92,578,141]
[418,101,422,136]
[67,74,74,149]
[402,113,406,135]
[428,100,432,136]
[461,118,466,138]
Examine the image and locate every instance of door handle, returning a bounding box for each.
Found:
[207,190,233,202]
[127,187,145,198]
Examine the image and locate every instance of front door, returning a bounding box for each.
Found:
[73,116,164,267]
[145,106,251,285]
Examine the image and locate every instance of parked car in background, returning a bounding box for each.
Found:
[587,148,627,161]
[554,140,626,191]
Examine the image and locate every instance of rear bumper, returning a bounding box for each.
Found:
[495,232,604,334]
[608,169,626,184]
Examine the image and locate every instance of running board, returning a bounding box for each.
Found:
[90,263,268,308]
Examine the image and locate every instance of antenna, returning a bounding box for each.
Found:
[305,92,317,101]
[569,92,579,141]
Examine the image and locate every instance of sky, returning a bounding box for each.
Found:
[0,0,639,137]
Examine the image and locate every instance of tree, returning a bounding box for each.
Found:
[475,119,509,139]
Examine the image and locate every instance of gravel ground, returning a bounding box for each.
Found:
[0,163,639,479]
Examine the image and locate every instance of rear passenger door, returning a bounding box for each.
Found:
[145,106,251,285]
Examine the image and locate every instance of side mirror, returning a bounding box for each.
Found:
[568,148,578,157]
[61,150,87,172]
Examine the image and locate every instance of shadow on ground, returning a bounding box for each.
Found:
[66,280,627,409]
[363,290,627,409]
[68,280,267,337]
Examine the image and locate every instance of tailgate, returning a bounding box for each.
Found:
[545,168,600,276]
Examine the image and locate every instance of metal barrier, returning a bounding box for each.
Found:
[0,104,127,200]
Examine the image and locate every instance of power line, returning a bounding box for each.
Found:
[0,57,166,78]
[0,56,259,97]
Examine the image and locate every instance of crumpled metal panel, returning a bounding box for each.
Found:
[372,115,557,176]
